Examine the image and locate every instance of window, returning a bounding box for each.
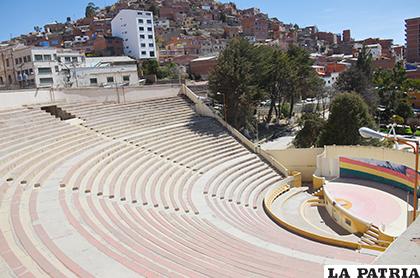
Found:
[65,57,71,62]
[55,66,59,72]
[137,12,143,15]
[27,55,31,62]
[145,12,151,16]
[140,34,145,39]
[140,43,146,47]
[123,75,130,82]
[345,218,352,226]
[53,54,57,60]
[141,51,147,55]
[23,56,27,63]
[138,19,144,24]
[71,57,77,62]
[90,78,98,85]
[147,19,152,24]
[147,27,152,32]
[43,55,51,61]
[38,67,52,74]
[149,43,154,48]
[148,35,153,39]
[29,68,34,75]
[15,58,19,65]
[34,55,43,61]
[6,59,9,67]
[107,76,114,83]
[39,77,53,84]
[139,27,144,31]
[149,51,155,57]
[0,76,3,85]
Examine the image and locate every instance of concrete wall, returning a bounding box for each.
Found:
[264,148,324,182]
[323,186,370,235]
[0,85,180,110]
[264,145,419,184]
[317,145,417,178]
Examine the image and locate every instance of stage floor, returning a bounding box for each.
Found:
[324,180,410,236]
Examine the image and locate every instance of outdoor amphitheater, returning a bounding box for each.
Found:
[0,85,418,277]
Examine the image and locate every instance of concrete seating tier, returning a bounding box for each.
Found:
[0,97,374,277]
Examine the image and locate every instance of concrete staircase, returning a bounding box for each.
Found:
[360,224,392,249]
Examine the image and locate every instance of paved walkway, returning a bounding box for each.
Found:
[261,136,295,150]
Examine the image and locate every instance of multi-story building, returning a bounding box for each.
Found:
[342,29,351,43]
[155,18,171,30]
[0,44,138,89]
[241,15,269,41]
[92,35,124,56]
[405,17,420,63]
[69,56,139,87]
[362,38,393,58]
[365,43,382,60]
[315,32,338,45]
[0,44,84,89]
[111,9,157,60]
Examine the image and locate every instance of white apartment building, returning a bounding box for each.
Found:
[322,72,340,87]
[155,19,171,30]
[0,44,138,89]
[111,9,157,60]
[365,44,382,60]
[0,44,84,89]
[69,56,139,88]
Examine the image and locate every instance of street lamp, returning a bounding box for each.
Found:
[359,127,419,222]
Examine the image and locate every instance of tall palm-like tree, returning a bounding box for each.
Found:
[85,2,98,18]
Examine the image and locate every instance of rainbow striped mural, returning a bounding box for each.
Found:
[339,157,420,193]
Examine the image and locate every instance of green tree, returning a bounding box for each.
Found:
[262,46,318,123]
[85,2,98,18]
[142,59,159,76]
[318,93,376,146]
[286,46,315,118]
[395,101,414,122]
[259,47,289,122]
[209,38,264,129]
[335,47,378,109]
[404,78,420,91]
[407,116,420,135]
[149,4,160,17]
[374,62,411,122]
[293,113,326,148]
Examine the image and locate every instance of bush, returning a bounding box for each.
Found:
[293,113,325,148]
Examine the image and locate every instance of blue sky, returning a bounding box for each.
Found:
[0,0,419,44]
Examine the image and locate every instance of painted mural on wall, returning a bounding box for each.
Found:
[339,157,420,193]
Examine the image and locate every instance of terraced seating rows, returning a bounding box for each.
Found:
[0,95,375,277]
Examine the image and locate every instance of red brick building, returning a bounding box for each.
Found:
[362,38,393,58]
[315,32,337,45]
[92,35,123,56]
[240,15,268,41]
[342,29,351,43]
[189,56,217,80]
[405,17,420,63]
